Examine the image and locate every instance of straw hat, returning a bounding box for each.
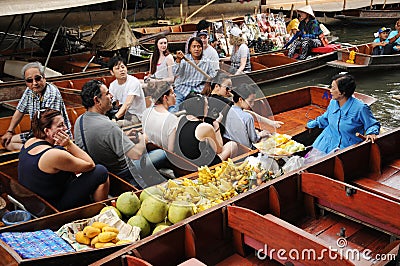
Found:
[297,5,315,18]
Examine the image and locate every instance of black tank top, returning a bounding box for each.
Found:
[175,117,221,167]
[18,141,72,203]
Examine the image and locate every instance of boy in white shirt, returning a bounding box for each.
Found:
[108,56,146,126]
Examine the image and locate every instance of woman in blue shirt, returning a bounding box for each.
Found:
[307,73,380,155]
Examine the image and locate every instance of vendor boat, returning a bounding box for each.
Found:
[327,43,400,71]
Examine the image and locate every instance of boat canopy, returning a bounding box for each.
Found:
[1,0,114,17]
[90,19,139,51]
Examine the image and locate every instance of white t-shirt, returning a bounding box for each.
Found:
[109,75,146,120]
[203,45,220,70]
[142,107,178,149]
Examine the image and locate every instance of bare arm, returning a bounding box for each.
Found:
[235,56,247,75]
[115,95,135,119]
[244,110,284,128]
[389,32,400,44]
[125,132,147,160]
[40,148,95,173]
[167,128,176,152]
[1,110,24,147]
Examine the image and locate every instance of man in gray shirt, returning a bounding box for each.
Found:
[74,80,147,187]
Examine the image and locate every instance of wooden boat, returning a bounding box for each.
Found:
[0,88,383,265]
[224,48,339,86]
[327,43,400,71]
[88,129,400,266]
[334,9,400,25]
[0,86,376,163]
[306,127,400,203]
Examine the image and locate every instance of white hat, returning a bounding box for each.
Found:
[230,27,242,37]
[297,5,315,18]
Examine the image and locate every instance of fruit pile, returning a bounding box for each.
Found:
[99,158,277,240]
[75,222,131,248]
[254,133,305,156]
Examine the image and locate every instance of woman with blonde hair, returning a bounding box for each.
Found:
[229,27,251,75]
[18,108,109,210]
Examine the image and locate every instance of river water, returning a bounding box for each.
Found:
[260,24,400,130]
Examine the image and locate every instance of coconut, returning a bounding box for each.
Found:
[139,186,163,203]
[141,195,168,223]
[152,224,169,235]
[116,191,140,217]
[127,215,151,238]
[168,201,194,224]
[100,206,122,219]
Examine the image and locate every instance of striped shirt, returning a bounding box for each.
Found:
[172,54,217,97]
[17,83,72,136]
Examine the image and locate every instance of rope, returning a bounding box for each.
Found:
[121,0,128,20]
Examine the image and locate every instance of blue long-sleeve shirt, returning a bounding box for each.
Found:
[307,96,380,154]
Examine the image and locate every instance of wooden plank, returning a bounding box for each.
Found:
[227,206,354,265]
[353,177,400,202]
[301,173,400,236]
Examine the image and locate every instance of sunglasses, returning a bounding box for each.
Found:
[36,108,47,119]
[25,75,43,83]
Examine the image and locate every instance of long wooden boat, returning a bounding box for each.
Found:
[225,47,339,86]
[89,129,400,266]
[327,43,400,71]
[0,87,382,266]
[334,9,400,25]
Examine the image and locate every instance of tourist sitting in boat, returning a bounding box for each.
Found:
[18,108,109,211]
[170,37,217,113]
[306,73,380,157]
[145,35,174,84]
[386,19,400,54]
[223,84,270,149]
[371,27,392,55]
[209,33,227,58]
[1,62,71,151]
[108,56,146,126]
[287,5,323,60]
[174,93,237,167]
[185,19,212,54]
[204,71,283,136]
[204,71,233,136]
[74,80,148,188]
[197,30,220,71]
[142,81,178,169]
[228,27,251,75]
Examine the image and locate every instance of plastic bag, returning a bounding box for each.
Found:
[282,156,305,174]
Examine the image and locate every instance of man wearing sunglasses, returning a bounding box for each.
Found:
[1,62,71,151]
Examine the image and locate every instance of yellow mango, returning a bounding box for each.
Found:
[95,242,116,248]
[91,222,109,230]
[102,226,119,234]
[98,232,118,242]
[75,231,90,245]
[83,226,101,238]
[116,240,132,245]
[90,236,99,246]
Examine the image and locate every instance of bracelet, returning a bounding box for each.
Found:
[7,130,14,134]
[64,140,73,150]
[215,126,220,133]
